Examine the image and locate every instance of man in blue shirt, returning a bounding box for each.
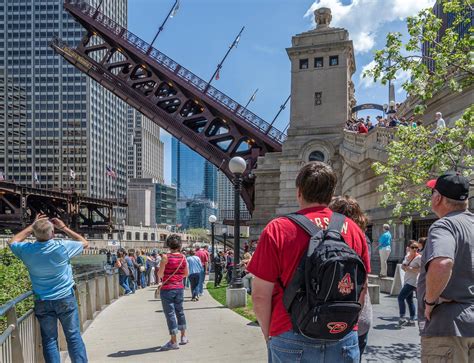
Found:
[8,214,89,363]
[377,223,392,277]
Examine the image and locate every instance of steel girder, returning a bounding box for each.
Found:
[51,0,287,213]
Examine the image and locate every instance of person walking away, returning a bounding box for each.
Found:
[153,252,161,285]
[377,224,392,277]
[249,162,370,363]
[226,250,234,284]
[157,234,189,350]
[115,250,132,295]
[136,250,147,288]
[329,195,373,360]
[214,251,225,287]
[8,214,89,363]
[419,172,473,363]
[125,251,138,292]
[195,245,209,296]
[397,241,421,327]
[186,249,203,301]
[241,252,254,294]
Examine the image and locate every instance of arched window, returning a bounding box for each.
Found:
[126,232,132,240]
[308,150,325,162]
[151,233,155,241]
[135,232,140,240]
[143,233,148,241]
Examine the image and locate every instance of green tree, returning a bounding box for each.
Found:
[187,228,211,243]
[364,0,474,222]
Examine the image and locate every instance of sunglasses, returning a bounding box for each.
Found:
[410,246,418,249]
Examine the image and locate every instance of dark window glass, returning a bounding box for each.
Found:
[314,57,323,68]
[329,55,339,66]
[309,150,325,162]
[299,58,309,69]
[314,92,322,106]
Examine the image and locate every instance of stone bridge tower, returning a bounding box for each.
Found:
[251,8,356,237]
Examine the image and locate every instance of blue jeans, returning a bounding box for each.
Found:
[188,273,200,299]
[34,293,88,363]
[128,276,136,293]
[268,330,359,363]
[119,274,131,294]
[160,288,187,336]
[198,270,205,295]
[398,283,416,319]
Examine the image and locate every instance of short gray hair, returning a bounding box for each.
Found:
[443,196,468,210]
[32,219,54,241]
[383,224,390,230]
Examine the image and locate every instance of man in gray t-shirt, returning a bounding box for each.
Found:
[418,172,473,363]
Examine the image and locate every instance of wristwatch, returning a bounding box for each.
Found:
[423,298,437,306]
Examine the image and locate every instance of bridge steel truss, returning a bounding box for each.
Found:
[51,0,286,212]
[0,182,122,234]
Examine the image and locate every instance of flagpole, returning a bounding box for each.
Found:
[205,26,245,91]
[243,88,258,110]
[265,94,291,135]
[146,0,179,54]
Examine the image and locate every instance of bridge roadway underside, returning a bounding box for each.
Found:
[66,285,267,363]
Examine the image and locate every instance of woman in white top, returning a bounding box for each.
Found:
[397,240,421,327]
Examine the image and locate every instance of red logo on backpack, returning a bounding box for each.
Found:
[338,273,354,295]
[327,322,348,334]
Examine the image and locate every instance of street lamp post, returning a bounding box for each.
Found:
[222,227,227,252]
[208,214,217,279]
[228,157,246,289]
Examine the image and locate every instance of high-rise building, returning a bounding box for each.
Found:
[155,183,177,226]
[127,108,164,183]
[127,178,156,227]
[171,138,216,202]
[217,171,248,222]
[0,0,128,204]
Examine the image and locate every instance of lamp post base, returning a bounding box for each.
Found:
[208,272,215,281]
[226,287,247,308]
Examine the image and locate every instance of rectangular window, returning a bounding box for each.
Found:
[329,55,339,66]
[299,58,309,69]
[314,57,323,68]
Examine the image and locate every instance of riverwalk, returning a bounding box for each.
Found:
[67,286,267,363]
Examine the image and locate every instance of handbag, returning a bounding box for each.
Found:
[154,254,185,299]
[139,265,146,272]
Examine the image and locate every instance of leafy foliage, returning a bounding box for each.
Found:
[187,228,211,243]
[365,0,474,220]
[0,247,33,332]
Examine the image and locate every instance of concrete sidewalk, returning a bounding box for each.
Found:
[70,286,267,363]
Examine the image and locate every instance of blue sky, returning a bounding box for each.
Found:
[128,0,435,184]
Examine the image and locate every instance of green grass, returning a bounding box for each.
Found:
[206,281,256,322]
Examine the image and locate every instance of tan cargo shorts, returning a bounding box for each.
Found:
[421,336,474,363]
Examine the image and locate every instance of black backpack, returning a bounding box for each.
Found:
[282,212,367,340]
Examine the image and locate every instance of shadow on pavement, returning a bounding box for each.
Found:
[108,346,161,357]
[365,343,420,362]
[372,323,401,330]
[154,306,227,313]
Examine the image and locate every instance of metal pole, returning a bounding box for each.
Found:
[223,232,227,252]
[205,26,245,90]
[211,222,215,267]
[231,174,243,288]
[147,0,178,54]
[265,94,290,134]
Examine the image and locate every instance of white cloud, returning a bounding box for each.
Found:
[305,0,435,54]
[359,60,377,88]
[359,60,412,89]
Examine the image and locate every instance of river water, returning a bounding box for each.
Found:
[71,254,108,275]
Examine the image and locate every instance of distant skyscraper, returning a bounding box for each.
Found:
[127,108,164,183]
[217,171,248,222]
[171,138,216,202]
[0,0,128,203]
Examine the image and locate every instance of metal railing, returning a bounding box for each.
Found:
[65,0,287,144]
[0,268,120,363]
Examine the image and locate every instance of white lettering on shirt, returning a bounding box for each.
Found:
[311,218,348,234]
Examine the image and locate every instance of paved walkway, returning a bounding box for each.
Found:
[70,286,267,363]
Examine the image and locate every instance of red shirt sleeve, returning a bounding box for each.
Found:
[358,230,371,273]
[247,220,281,283]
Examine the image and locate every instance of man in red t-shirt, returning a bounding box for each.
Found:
[248,162,370,363]
[195,245,209,296]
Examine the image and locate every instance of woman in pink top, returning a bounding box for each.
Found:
[157,234,189,351]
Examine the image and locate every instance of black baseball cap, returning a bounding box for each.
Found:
[426,172,469,201]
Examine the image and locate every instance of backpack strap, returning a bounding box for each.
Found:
[327,212,346,233]
[285,213,321,236]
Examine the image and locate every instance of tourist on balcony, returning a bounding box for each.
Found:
[157,234,189,350]
[367,120,375,131]
[397,241,421,328]
[358,120,368,134]
[8,214,89,363]
[389,116,399,127]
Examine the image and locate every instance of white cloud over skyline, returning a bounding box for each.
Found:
[305,0,436,54]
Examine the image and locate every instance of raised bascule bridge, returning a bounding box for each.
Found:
[50,0,287,216]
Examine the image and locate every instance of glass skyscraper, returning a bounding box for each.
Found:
[171,138,216,202]
[0,0,128,203]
